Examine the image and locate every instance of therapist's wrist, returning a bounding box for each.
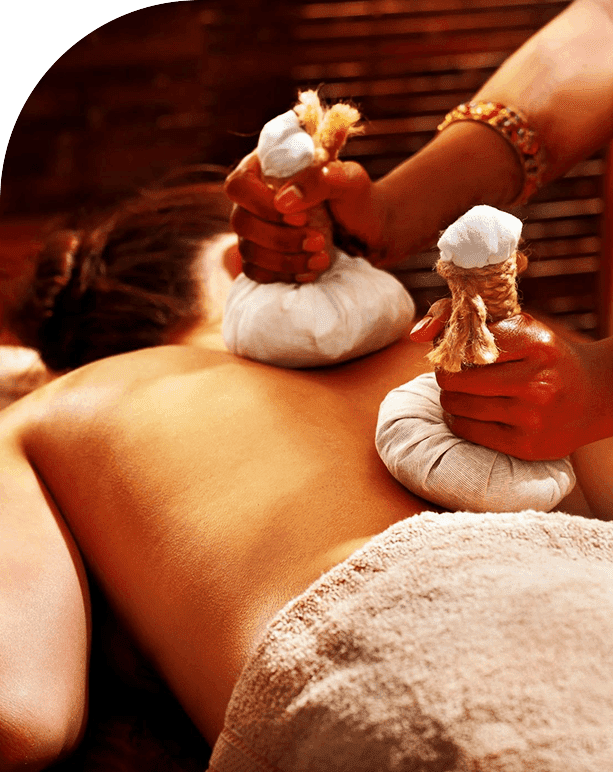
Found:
[373,120,526,268]
[427,119,526,209]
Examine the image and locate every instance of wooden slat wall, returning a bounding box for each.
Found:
[1,0,608,338]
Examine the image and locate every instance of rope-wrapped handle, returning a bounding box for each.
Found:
[257,91,361,269]
[427,205,527,372]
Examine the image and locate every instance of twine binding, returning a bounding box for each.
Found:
[262,91,362,267]
[427,252,527,372]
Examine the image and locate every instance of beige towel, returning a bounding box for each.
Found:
[208,510,613,771]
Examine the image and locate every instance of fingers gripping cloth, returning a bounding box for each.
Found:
[375,205,575,513]
[222,92,415,368]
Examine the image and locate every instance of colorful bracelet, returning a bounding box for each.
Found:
[436,101,546,206]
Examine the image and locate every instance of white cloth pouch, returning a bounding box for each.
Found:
[376,371,576,512]
[222,252,415,368]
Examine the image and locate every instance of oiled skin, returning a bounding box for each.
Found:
[1,327,436,748]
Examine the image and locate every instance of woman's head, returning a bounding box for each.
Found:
[6,176,232,371]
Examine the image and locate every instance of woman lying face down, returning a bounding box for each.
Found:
[0,180,239,771]
[0,177,610,770]
[0,179,437,768]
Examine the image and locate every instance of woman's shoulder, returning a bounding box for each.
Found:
[0,344,231,438]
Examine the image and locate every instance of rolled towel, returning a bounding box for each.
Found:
[222,92,415,368]
[376,205,575,512]
[209,510,613,771]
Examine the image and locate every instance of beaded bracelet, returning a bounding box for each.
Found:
[436,101,546,206]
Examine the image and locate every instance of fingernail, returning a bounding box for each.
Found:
[302,233,326,252]
[307,252,330,271]
[411,316,432,335]
[275,185,303,212]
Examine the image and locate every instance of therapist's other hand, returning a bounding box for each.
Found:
[431,313,613,461]
[224,152,386,283]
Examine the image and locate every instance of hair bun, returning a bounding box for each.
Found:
[34,230,80,318]
[9,176,231,371]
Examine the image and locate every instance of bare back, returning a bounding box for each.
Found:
[2,328,436,744]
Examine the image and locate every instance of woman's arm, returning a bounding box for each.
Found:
[0,432,89,771]
[570,436,613,519]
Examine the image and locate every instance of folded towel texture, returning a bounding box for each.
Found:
[208,510,613,772]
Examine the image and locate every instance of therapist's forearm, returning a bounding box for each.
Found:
[372,0,613,267]
[373,120,523,266]
[474,0,613,184]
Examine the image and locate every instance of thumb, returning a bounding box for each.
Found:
[272,160,372,213]
[409,298,452,342]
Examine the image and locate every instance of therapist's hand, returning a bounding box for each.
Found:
[409,298,452,343]
[224,152,387,283]
[411,310,613,461]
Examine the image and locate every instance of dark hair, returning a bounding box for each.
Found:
[8,172,232,371]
